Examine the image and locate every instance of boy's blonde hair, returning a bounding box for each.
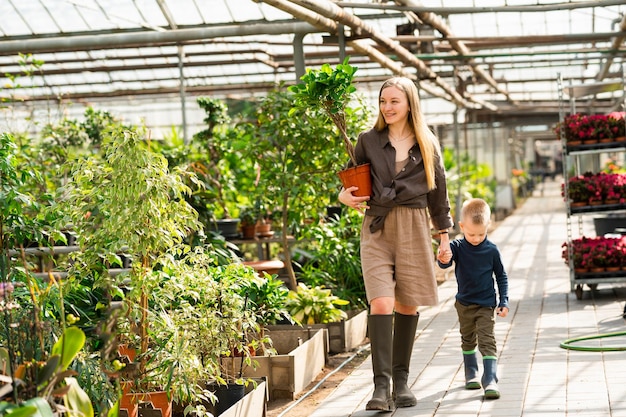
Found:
[374,77,442,191]
[461,198,491,225]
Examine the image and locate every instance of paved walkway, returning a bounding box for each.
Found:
[311,179,626,417]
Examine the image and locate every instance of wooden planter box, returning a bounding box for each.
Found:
[221,328,326,400]
[212,379,267,417]
[266,309,368,353]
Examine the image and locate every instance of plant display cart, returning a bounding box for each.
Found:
[557,75,626,300]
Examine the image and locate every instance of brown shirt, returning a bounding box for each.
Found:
[352,127,453,233]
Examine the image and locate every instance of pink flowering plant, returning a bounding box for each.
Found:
[555,112,624,143]
[563,172,625,205]
[562,236,626,269]
[607,112,626,138]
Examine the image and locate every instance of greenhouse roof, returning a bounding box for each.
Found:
[1,0,626,121]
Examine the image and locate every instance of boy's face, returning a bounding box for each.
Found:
[459,219,489,246]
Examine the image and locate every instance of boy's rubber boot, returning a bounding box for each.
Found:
[365,314,394,411]
[392,312,419,407]
[463,350,481,389]
[482,357,500,399]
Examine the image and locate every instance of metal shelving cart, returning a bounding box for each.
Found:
[557,75,626,300]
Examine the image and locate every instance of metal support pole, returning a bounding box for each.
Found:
[177,46,188,144]
[294,33,306,81]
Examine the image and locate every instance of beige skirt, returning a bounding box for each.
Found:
[360,206,438,307]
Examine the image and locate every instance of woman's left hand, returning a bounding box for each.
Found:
[437,233,452,263]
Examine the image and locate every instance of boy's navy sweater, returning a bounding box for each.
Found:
[438,237,509,309]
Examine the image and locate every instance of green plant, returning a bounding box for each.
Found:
[0,132,94,416]
[289,58,359,166]
[58,125,202,400]
[190,97,236,221]
[285,283,349,325]
[240,86,371,289]
[297,211,367,310]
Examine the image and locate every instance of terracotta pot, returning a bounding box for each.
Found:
[337,163,372,197]
[256,221,273,238]
[131,391,172,417]
[119,381,138,417]
[241,224,257,239]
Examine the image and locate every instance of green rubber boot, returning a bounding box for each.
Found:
[392,312,419,407]
[463,350,481,390]
[482,357,500,399]
[365,314,394,411]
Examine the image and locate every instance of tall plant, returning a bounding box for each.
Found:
[0,132,93,416]
[58,126,202,394]
[240,87,370,289]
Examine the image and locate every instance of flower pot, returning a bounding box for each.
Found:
[213,383,246,416]
[129,391,172,417]
[213,219,241,239]
[120,381,138,417]
[338,163,372,197]
[255,222,273,238]
[241,224,257,239]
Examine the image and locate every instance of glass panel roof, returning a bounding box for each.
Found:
[1,0,625,132]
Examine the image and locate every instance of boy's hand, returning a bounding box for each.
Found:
[437,248,452,264]
[497,306,509,318]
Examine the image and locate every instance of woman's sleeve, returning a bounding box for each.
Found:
[427,151,454,230]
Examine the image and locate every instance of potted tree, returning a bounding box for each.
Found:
[289,57,372,196]
[58,125,203,417]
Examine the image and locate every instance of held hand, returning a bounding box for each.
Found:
[339,186,370,213]
[437,249,452,264]
[497,306,509,318]
[437,237,452,263]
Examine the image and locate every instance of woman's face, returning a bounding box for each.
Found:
[379,85,410,126]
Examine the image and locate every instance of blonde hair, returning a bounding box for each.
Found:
[374,77,441,190]
[461,198,491,225]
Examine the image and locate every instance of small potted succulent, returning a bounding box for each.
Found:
[289,58,371,196]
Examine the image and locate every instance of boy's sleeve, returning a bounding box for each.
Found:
[493,247,509,308]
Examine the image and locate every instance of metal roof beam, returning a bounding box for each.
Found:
[0,20,321,55]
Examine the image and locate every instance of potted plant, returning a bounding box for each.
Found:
[289,57,372,197]
[0,132,94,417]
[562,173,595,206]
[607,112,626,141]
[58,125,203,416]
[189,97,240,237]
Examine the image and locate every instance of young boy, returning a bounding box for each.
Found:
[437,198,509,399]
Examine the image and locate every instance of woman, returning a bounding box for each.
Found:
[339,77,453,411]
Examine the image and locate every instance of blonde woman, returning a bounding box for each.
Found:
[339,77,453,411]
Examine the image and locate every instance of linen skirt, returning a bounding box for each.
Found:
[360,206,438,307]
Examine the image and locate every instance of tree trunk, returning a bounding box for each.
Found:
[280,194,297,290]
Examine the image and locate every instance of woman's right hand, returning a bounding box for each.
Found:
[339,186,370,213]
